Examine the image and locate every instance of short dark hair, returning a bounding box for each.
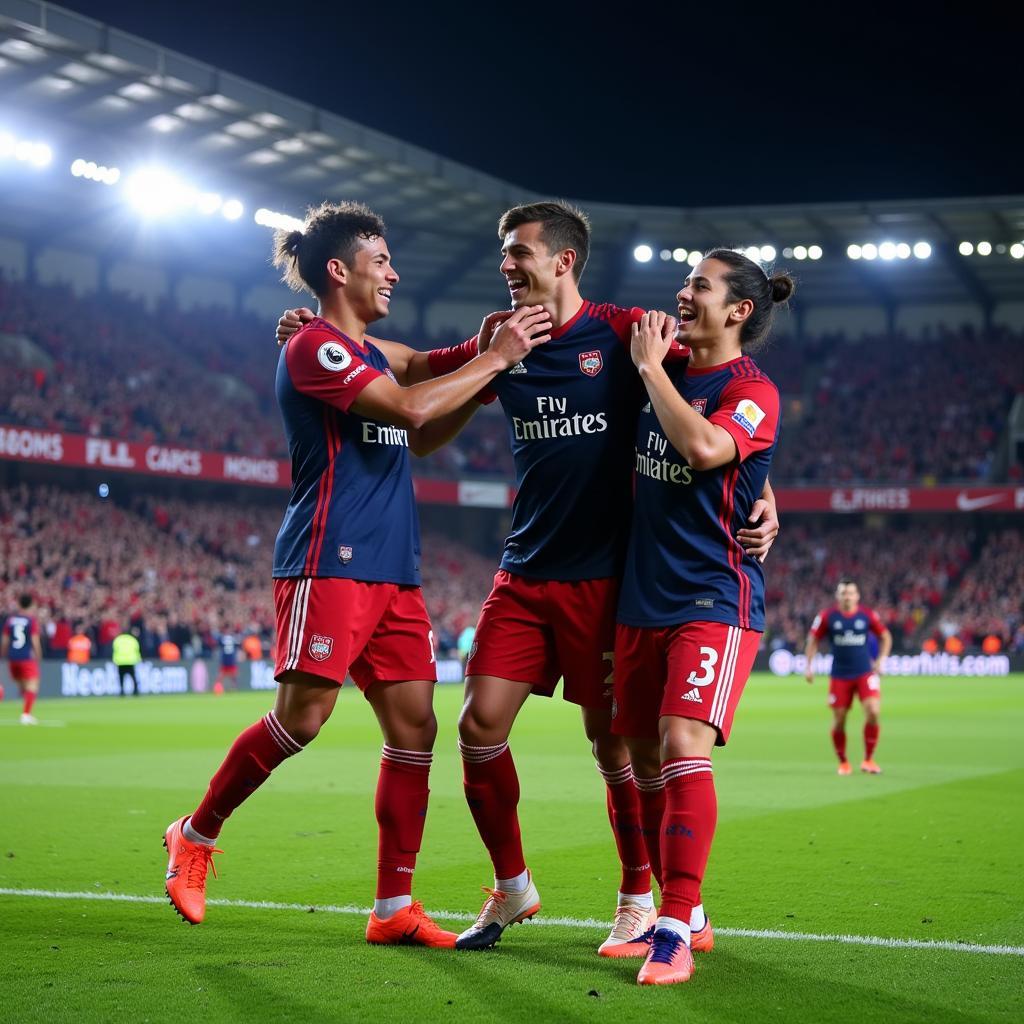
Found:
[702,248,795,352]
[17,592,32,609]
[837,578,858,589]
[273,200,386,297]
[498,200,591,282]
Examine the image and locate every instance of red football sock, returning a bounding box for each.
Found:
[23,690,37,716]
[598,764,652,895]
[864,723,880,760]
[831,728,847,762]
[460,740,526,879]
[633,774,666,891]
[375,746,431,899]
[658,758,716,923]
[190,711,303,838]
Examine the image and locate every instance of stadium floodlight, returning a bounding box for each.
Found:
[861,243,878,261]
[659,249,672,261]
[4,132,51,167]
[687,250,702,267]
[221,198,244,220]
[0,132,14,158]
[124,167,189,216]
[793,245,808,261]
[808,245,823,260]
[958,241,974,256]
[879,241,897,261]
[847,244,862,260]
[913,241,932,260]
[760,245,776,263]
[1010,243,1024,260]
[896,243,912,259]
[976,241,992,256]
[744,246,761,262]
[254,207,304,231]
[672,247,687,262]
[71,157,121,185]
[782,247,794,258]
[633,244,653,263]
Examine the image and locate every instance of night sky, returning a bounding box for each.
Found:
[60,1,1023,208]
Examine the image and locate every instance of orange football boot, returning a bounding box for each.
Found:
[837,761,853,776]
[164,816,222,925]
[637,928,695,985]
[598,905,657,957]
[690,917,715,953]
[861,759,882,774]
[365,901,457,948]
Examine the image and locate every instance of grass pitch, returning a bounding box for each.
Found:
[1,674,1022,1023]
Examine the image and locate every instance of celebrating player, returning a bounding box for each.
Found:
[162,201,550,948]
[2,593,43,725]
[276,202,779,955]
[804,579,893,775]
[614,251,792,984]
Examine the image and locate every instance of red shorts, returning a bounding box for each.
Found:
[219,665,239,677]
[273,577,436,690]
[829,672,881,709]
[466,570,617,708]
[8,660,39,683]
[612,621,761,745]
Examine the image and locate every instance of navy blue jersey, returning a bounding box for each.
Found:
[272,317,421,585]
[810,606,886,679]
[491,301,647,581]
[219,633,239,668]
[3,614,38,661]
[618,356,780,630]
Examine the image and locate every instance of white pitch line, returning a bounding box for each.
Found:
[1,887,1021,957]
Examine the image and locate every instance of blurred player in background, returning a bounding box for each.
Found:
[213,628,242,693]
[2,593,42,724]
[278,201,779,956]
[615,252,791,984]
[161,200,549,948]
[805,579,893,775]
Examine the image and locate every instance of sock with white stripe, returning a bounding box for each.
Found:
[657,757,716,925]
[460,739,527,880]
[633,773,666,890]
[375,745,432,900]
[189,710,305,839]
[598,762,652,896]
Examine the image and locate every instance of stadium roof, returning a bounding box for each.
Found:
[2,0,1023,317]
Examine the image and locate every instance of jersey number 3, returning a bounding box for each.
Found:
[686,646,718,687]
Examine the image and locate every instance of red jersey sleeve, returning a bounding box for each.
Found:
[603,305,691,363]
[866,607,887,636]
[427,336,478,376]
[285,327,383,412]
[809,609,831,639]
[710,376,780,462]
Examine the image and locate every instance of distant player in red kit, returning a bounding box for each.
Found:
[161,200,549,947]
[805,579,893,775]
[615,250,792,984]
[2,593,42,725]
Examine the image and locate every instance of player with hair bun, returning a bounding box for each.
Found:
[161,200,550,948]
[614,250,793,984]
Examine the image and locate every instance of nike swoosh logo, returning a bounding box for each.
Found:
[956,493,1004,511]
[166,869,179,880]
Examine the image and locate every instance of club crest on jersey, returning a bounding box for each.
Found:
[308,634,333,661]
[731,399,766,438]
[317,341,352,372]
[338,545,353,564]
[579,350,603,376]
[689,398,708,416]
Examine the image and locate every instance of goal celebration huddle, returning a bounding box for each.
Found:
[161,199,792,987]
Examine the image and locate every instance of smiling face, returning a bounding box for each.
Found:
[675,257,751,344]
[328,235,398,323]
[499,221,567,309]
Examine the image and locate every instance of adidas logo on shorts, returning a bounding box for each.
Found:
[681,687,703,704]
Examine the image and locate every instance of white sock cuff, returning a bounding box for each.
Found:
[263,710,304,756]
[632,774,666,793]
[459,739,509,763]
[662,757,713,783]
[597,763,633,786]
[381,745,432,767]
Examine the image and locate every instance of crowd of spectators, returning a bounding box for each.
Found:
[3,278,1021,485]
[0,484,499,662]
